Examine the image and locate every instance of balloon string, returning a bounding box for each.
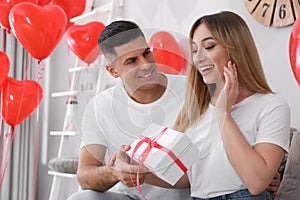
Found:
[14,81,25,126]
[1,29,5,51]
[33,61,44,200]
[0,88,3,139]
[33,88,41,200]
[38,62,45,83]
[25,54,31,80]
[66,70,72,104]
[0,126,16,190]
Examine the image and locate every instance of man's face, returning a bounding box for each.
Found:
[106,36,159,93]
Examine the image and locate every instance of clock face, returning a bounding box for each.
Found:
[244,0,300,27]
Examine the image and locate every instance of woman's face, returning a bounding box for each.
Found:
[191,23,230,86]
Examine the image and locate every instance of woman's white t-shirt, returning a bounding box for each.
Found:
[186,93,290,198]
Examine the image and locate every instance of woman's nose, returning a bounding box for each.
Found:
[194,47,208,63]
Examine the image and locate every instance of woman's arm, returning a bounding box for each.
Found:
[215,63,287,195]
[216,113,285,195]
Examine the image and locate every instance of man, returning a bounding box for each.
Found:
[68,20,280,200]
[67,20,191,200]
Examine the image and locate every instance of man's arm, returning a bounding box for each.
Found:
[76,144,118,191]
[77,144,148,191]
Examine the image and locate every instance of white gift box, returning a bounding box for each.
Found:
[127,123,198,186]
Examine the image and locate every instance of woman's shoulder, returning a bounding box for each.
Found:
[253,93,290,112]
[255,93,288,104]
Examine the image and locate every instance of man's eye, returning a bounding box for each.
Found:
[126,58,136,64]
[191,49,198,54]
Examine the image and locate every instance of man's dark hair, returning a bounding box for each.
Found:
[98,20,145,57]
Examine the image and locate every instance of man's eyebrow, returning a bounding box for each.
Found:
[143,47,151,54]
[123,56,137,64]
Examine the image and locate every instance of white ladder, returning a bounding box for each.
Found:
[48,1,123,199]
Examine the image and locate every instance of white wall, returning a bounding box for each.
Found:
[106,0,299,128]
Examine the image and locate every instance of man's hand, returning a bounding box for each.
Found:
[108,145,149,187]
[267,172,281,197]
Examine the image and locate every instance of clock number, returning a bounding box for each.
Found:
[262,3,270,18]
[250,0,275,26]
[273,0,295,27]
[278,4,287,19]
[245,0,296,27]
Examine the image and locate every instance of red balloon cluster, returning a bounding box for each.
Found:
[65,22,106,64]
[149,31,187,75]
[0,51,43,127]
[0,0,87,62]
[289,17,300,86]
[9,2,67,61]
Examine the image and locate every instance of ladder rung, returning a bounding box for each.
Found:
[48,170,77,178]
[68,65,97,72]
[70,2,118,23]
[50,131,77,136]
[51,91,77,97]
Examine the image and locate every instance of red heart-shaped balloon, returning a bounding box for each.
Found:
[0,0,36,31]
[9,2,67,61]
[149,31,186,75]
[65,21,105,64]
[1,77,43,126]
[0,51,10,87]
[289,17,300,86]
[50,0,86,29]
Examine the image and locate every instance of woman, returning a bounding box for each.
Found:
[173,11,290,199]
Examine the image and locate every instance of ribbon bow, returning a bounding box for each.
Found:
[130,127,187,200]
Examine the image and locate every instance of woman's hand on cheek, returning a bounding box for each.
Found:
[215,61,239,114]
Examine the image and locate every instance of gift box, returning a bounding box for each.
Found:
[127,123,198,186]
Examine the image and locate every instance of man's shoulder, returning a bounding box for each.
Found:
[165,73,187,87]
[95,83,121,98]
[88,83,122,107]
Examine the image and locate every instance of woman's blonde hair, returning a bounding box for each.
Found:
[174,11,272,132]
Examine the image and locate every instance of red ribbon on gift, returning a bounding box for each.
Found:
[130,127,187,200]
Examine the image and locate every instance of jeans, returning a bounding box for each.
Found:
[67,189,135,200]
[192,189,274,200]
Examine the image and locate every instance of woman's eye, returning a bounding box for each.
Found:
[205,45,215,50]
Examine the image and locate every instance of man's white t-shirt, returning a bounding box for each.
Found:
[80,74,191,200]
[186,93,290,198]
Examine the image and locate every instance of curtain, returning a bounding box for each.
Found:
[0,29,43,200]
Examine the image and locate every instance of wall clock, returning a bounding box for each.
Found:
[244,0,300,27]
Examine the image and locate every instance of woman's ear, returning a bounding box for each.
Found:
[106,65,119,78]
